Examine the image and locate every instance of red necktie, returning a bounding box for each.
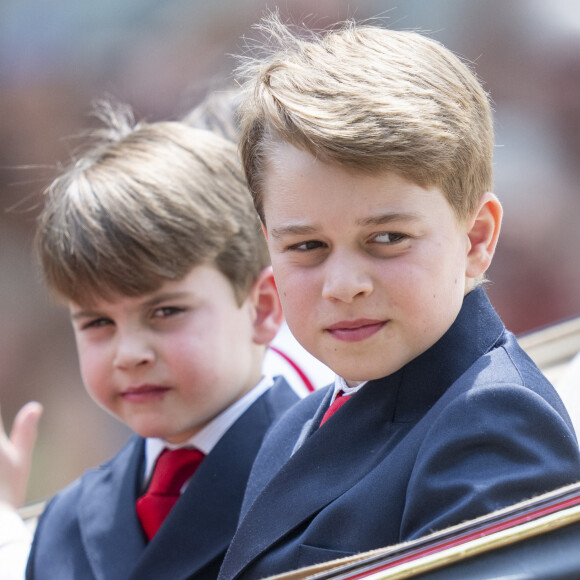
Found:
[319,391,352,426]
[136,448,204,540]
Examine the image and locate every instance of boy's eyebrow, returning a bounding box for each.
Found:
[70,309,100,321]
[357,211,422,227]
[270,212,421,238]
[269,224,318,239]
[142,291,191,308]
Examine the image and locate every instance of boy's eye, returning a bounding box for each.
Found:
[152,306,185,319]
[372,232,407,244]
[81,317,112,330]
[288,240,325,251]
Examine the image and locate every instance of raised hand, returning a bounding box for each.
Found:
[0,402,43,508]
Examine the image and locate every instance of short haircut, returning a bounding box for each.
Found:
[36,101,269,305]
[236,15,494,223]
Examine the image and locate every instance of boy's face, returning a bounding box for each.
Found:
[262,144,476,385]
[69,265,265,443]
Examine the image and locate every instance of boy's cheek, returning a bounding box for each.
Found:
[76,350,105,396]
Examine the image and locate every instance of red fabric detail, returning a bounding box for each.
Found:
[136,447,204,540]
[319,391,352,426]
[268,345,316,392]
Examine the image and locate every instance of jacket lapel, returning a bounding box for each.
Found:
[291,387,333,454]
[237,386,330,522]
[78,436,146,580]
[221,377,403,578]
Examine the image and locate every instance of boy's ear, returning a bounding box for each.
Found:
[248,266,284,345]
[465,192,503,279]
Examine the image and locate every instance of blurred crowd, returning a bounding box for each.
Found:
[1,0,579,504]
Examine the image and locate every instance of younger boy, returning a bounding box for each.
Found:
[10,103,298,580]
[218,17,580,579]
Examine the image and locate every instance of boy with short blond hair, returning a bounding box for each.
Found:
[14,102,298,580]
[218,17,580,579]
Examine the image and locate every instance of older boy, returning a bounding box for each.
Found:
[218,17,580,579]
[5,103,298,580]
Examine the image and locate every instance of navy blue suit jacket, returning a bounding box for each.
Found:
[219,288,580,580]
[26,378,298,580]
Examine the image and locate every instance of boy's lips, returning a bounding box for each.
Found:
[325,319,387,342]
[121,384,171,403]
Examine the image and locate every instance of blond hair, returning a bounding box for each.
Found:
[236,15,494,222]
[36,101,269,305]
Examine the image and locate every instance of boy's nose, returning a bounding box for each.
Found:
[321,254,373,303]
[113,333,155,370]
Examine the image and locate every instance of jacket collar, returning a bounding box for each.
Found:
[391,285,505,422]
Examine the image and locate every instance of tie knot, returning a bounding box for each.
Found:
[147,447,205,496]
[319,391,352,426]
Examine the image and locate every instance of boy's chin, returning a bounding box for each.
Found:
[130,425,201,444]
[329,361,402,384]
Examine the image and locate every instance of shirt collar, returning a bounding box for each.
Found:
[331,375,367,399]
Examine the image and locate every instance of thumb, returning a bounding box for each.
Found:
[11,402,43,461]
